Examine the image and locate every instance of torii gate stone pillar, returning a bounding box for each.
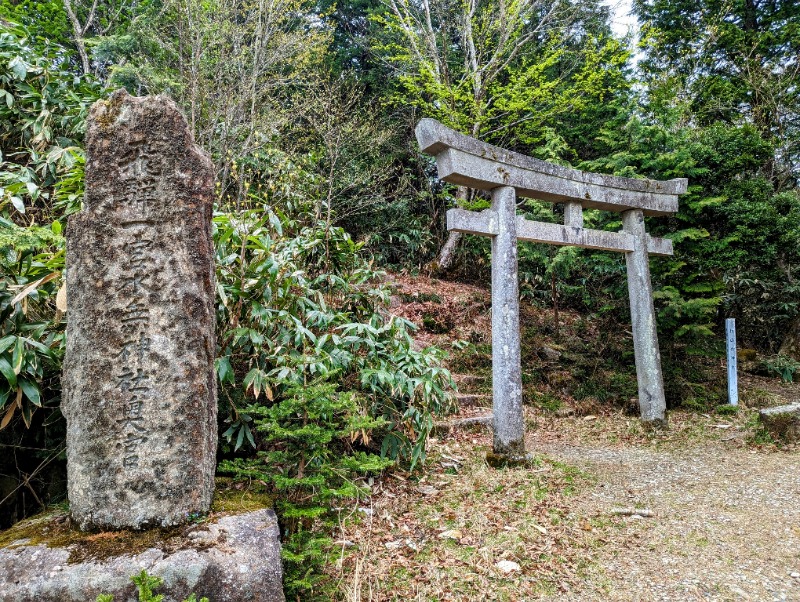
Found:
[416,119,687,459]
[490,185,525,458]
[622,209,666,423]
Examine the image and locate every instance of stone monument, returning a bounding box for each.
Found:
[62,90,217,530]
[416,119,687,459]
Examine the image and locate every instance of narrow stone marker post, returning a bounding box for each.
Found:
[62,90,217,530]
[416,118,687,446]
[726,318,739,406]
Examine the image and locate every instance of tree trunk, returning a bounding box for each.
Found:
[779,317,800,360]
[62,0,91,76]
[436,230,462,270]
[434,185,469,271]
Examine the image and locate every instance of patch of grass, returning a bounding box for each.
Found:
[741,411,779,447]
[422,312,454,333]
[529,390,563,412]
[448,342,492,372]
[741,387,785,408]
[549,460,593,496]
[682,397,710,411]
[715,404,739,416]
[521,369,544,386]
[399,292,442,304]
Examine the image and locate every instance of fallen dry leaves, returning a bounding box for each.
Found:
[329,422,604,601]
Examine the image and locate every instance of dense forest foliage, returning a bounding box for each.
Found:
[0,0,798,597]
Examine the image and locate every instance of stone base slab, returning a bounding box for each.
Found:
[759,402,800,442]
[0,509,283,602]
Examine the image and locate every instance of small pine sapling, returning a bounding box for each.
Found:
[96,570,209,602]
[220,378,393,599]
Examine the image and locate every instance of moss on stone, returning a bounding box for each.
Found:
[211,480,273,513]
[739,348,758,362]
[92,89,127,132]
[485,451,538,469]
[0,478,273,564]
[0,511,69,550]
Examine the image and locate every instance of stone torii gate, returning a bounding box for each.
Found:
[416,118,687,460]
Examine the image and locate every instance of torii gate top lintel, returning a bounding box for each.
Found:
[416,118,687,216]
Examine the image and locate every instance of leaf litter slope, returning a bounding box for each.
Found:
[332,423,604,601]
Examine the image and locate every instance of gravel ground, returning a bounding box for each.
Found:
[531,434,800,601]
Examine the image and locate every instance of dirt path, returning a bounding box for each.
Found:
[532,422,800,602]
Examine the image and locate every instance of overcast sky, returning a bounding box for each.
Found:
[603,0,638,39]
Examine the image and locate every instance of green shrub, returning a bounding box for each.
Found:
[0,218,64,429]
[213,191,454,598]
[213,199,455,466]
[0,22,97,432]
[0,23,99,220]
[761,354,800,383]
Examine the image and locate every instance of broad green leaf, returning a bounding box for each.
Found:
[11,337,24,375]
[0,335,16,355]
[18,378,41,407]
[21,401,32,428]
[215,356,234,384]
[0,358,16,388]
[9,56,27,80]
[10,196,24,213]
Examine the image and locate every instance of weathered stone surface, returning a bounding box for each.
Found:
[433,413,493,436]
[540,346,562,361]
[490,186,526,459]
[0,509,284,602]
[447,208,674,256]
[759,403,800,442]
[451,374,486,387]
[416,118,687,215]
[563,201,584,227]
[62,90,217,530]
[623,209,668,425]
[454,393,490,406]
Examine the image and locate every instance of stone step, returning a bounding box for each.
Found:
[455,393,491,407]
[433,414,493,436]
[0,509,284,602]
[452,373,488,386]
